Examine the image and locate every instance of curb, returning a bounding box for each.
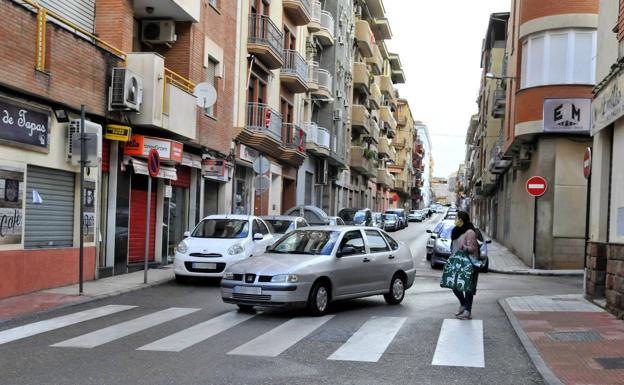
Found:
[498,298,564,385]
[0,275,174,327]
[490,268,583,277]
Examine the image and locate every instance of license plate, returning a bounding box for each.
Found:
[192,262,217,270]
[234,286,262,295]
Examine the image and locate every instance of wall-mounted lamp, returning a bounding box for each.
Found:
[53,108,69,123]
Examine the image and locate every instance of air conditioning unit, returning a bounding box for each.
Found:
[108,68,143,112]
[141,20,177,44]
[67,119,102,165]
[337,35,345,45]
[336,89,344,99]
[333,109,343,120]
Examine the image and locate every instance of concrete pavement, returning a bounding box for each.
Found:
[488,240,583,276]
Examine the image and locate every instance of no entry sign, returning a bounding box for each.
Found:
[583,147,592,179]
[148,148,160,178]
[526,176,547,197]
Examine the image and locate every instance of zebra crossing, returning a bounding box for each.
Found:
[0,305,485,367]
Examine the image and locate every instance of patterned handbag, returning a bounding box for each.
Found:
[440,250,479,294]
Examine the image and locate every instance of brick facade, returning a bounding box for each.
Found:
[519,0,599,25]
[514,85,593,124]
[586,242,624,317]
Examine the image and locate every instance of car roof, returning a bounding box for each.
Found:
[202,214,255,221]
[385,208,404,212]
[301,225,387,232]
[261,215,302,221]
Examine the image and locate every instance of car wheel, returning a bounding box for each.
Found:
[426,252,432,261]
[481,258,489,273]
[307,280,330,316]
[175,274,188,284]
[430,256,438,269]
[237,304,255,312]
[384,274,406,305]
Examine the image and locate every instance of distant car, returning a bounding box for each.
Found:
[283,205,330,226]
[372,212,384,229]
[327,216,346,226]
[220,226,416,315]
[337,208,373,226]
[408,210,424,222]
[426,220,453,260]
[383,213,399,231]
[174,215,275,282]
[385,209,407,229]
[427,222,491,271]
[444,212,457,220]
[261,216,309,241]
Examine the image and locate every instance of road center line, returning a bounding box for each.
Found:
[431,319,484,368]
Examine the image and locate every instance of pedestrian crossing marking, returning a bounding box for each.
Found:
[227,315,334,357]
[0,305,136,346]
[138,311,255,352]
[51,307,199,348]
[431,319,484,368]
[327,316,407,362]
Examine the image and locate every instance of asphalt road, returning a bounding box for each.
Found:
[0,214,582,385]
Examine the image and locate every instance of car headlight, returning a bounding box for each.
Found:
[223,271,234,280]
[271,274,299,283]
[176,241,188,254]
[227,243,245,255]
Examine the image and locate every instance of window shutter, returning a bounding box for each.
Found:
[205,59,218,116]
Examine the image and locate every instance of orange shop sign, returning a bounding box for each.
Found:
[123,134,183,163]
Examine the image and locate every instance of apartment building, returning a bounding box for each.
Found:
[490,0,597,269]
[388,97,414,209]
[413,121,433,208]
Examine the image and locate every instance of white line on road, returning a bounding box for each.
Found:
[328,316,407,362]
[0,305,136,346]
[431,319,484,368]
[137,311,255,352]
[51,307,199,348]
[227,315,334,357]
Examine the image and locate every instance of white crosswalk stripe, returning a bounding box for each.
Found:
[431,319,484,368]
[137,311,255,352]
[227,315,334,357]
[327,316,407,362]
[0,305,136,346]
[51,307,199,348]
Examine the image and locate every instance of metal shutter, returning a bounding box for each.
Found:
[25,166,75,248]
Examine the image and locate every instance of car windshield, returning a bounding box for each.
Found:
[265,220,293,234]
[438,224,455,239]
[269,230,341,255]
[191,219,249,239]
[353,212,366,224]
[383,214,395,221]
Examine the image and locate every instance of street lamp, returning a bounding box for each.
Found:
[485,72,515,80]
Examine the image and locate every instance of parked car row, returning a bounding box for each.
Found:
[425,219,491,272]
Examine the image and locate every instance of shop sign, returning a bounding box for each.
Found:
[592,71,624,135]
[543,98,591,134]
[239,144,258,163]
[0,99,49,152]
[82,180,96,243]
[0,166,24,245]
[104,124,131,141]
[123,134,183,163]
[202,159,227,181]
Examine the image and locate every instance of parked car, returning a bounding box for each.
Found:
[408,210,424,222]
[337,208,373,226]
[284,205,330,226]
[383,213,399,231]
[444,211,457,220]
[426,220,452,260]
[427,222,491,271]
[372,212,384,229]
[261,216,309,241]
[221,226,417,315]
[174,215,275,283]
[385,208,407,229]
[327,216,346,226]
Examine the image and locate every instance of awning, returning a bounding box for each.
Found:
[130,158,178,180]
[182,152,202,169]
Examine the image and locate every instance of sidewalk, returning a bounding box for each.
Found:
[500,294,624,385]
[488,240,583,276]
[0,267,174,323]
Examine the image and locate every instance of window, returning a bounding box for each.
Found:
[382,232,400,251]
[209,0,218,9]
[254,219,270,235]
[520,29,596,88]
[365,230,390,253]
[339,230,365,254]
[205,57,218,117]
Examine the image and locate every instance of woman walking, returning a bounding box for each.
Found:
[450,211,480,320]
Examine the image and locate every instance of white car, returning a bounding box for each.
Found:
[174,215,275,282]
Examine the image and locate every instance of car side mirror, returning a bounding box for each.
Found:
[183,231,190,238]
[426,230,432,233]
[486,239,492,244]
[337,246,356,257]
[253,233,264,241]
[265,245,272,252]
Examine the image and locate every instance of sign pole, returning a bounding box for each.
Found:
[144,175,151,284]
[79,105,86,295]
[532,196,538,269]
[583,147,592,296]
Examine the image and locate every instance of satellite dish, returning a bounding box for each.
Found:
[193,82,217,108]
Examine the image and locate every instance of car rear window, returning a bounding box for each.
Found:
[265,220,294,234]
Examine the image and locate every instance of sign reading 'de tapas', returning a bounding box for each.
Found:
[123,134,183,163]
[0,99,49,152]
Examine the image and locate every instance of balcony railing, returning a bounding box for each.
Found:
[283,123,306,152]
[248,14,283,61]
[304,122,331,149]
[309,63,333,97]
[320,11,334,37]
[246,102,282,140]
[281,49,308,92]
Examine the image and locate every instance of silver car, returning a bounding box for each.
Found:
[221,226,416,315]
[261,216,309,240]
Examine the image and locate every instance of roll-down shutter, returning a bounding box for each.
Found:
[25,166,75,249]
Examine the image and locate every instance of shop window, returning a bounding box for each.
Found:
[205,57,219,117]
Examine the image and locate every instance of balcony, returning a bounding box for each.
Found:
[304,122,331,157]
[369,82,381,110]
[248,14,284,69]
[309,63,333,100]
[380,106,397,137]
[366,44,383,75]
[350,146,375,177]
[281,123,307,166]
[351,105,370,135]
[308,1,322,32]
[364,118,380,144]
[315,11,334,46]
[133,0,200,22]
[353,62,370,94]
[378,75,394,98]
[492,88,506,118]
[238,103,283,157]
[283,0,312,26]
[377,169,392,187]
[281,50,308,93]
[378,138,391,157]
[355,20,374,57]
[127,53,197,140]
[394,179,408,193]
[373,18,392,41]
[392,137,407,150]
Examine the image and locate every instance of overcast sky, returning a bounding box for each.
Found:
[384,0,508,178]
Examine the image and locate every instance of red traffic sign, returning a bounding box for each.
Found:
[583,147,592,179]
[148,148,160,178]
[526,176,547,197]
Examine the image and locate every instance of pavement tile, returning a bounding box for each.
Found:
[0,292,87,321]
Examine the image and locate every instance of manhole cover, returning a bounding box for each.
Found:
[546,331,604,342]
[595,357,624,369]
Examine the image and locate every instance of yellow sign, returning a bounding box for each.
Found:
[104,124,131,141]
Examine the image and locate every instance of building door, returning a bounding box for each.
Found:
[203,181,219,216]
[128,175,156,264]
[282,178,296,214]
